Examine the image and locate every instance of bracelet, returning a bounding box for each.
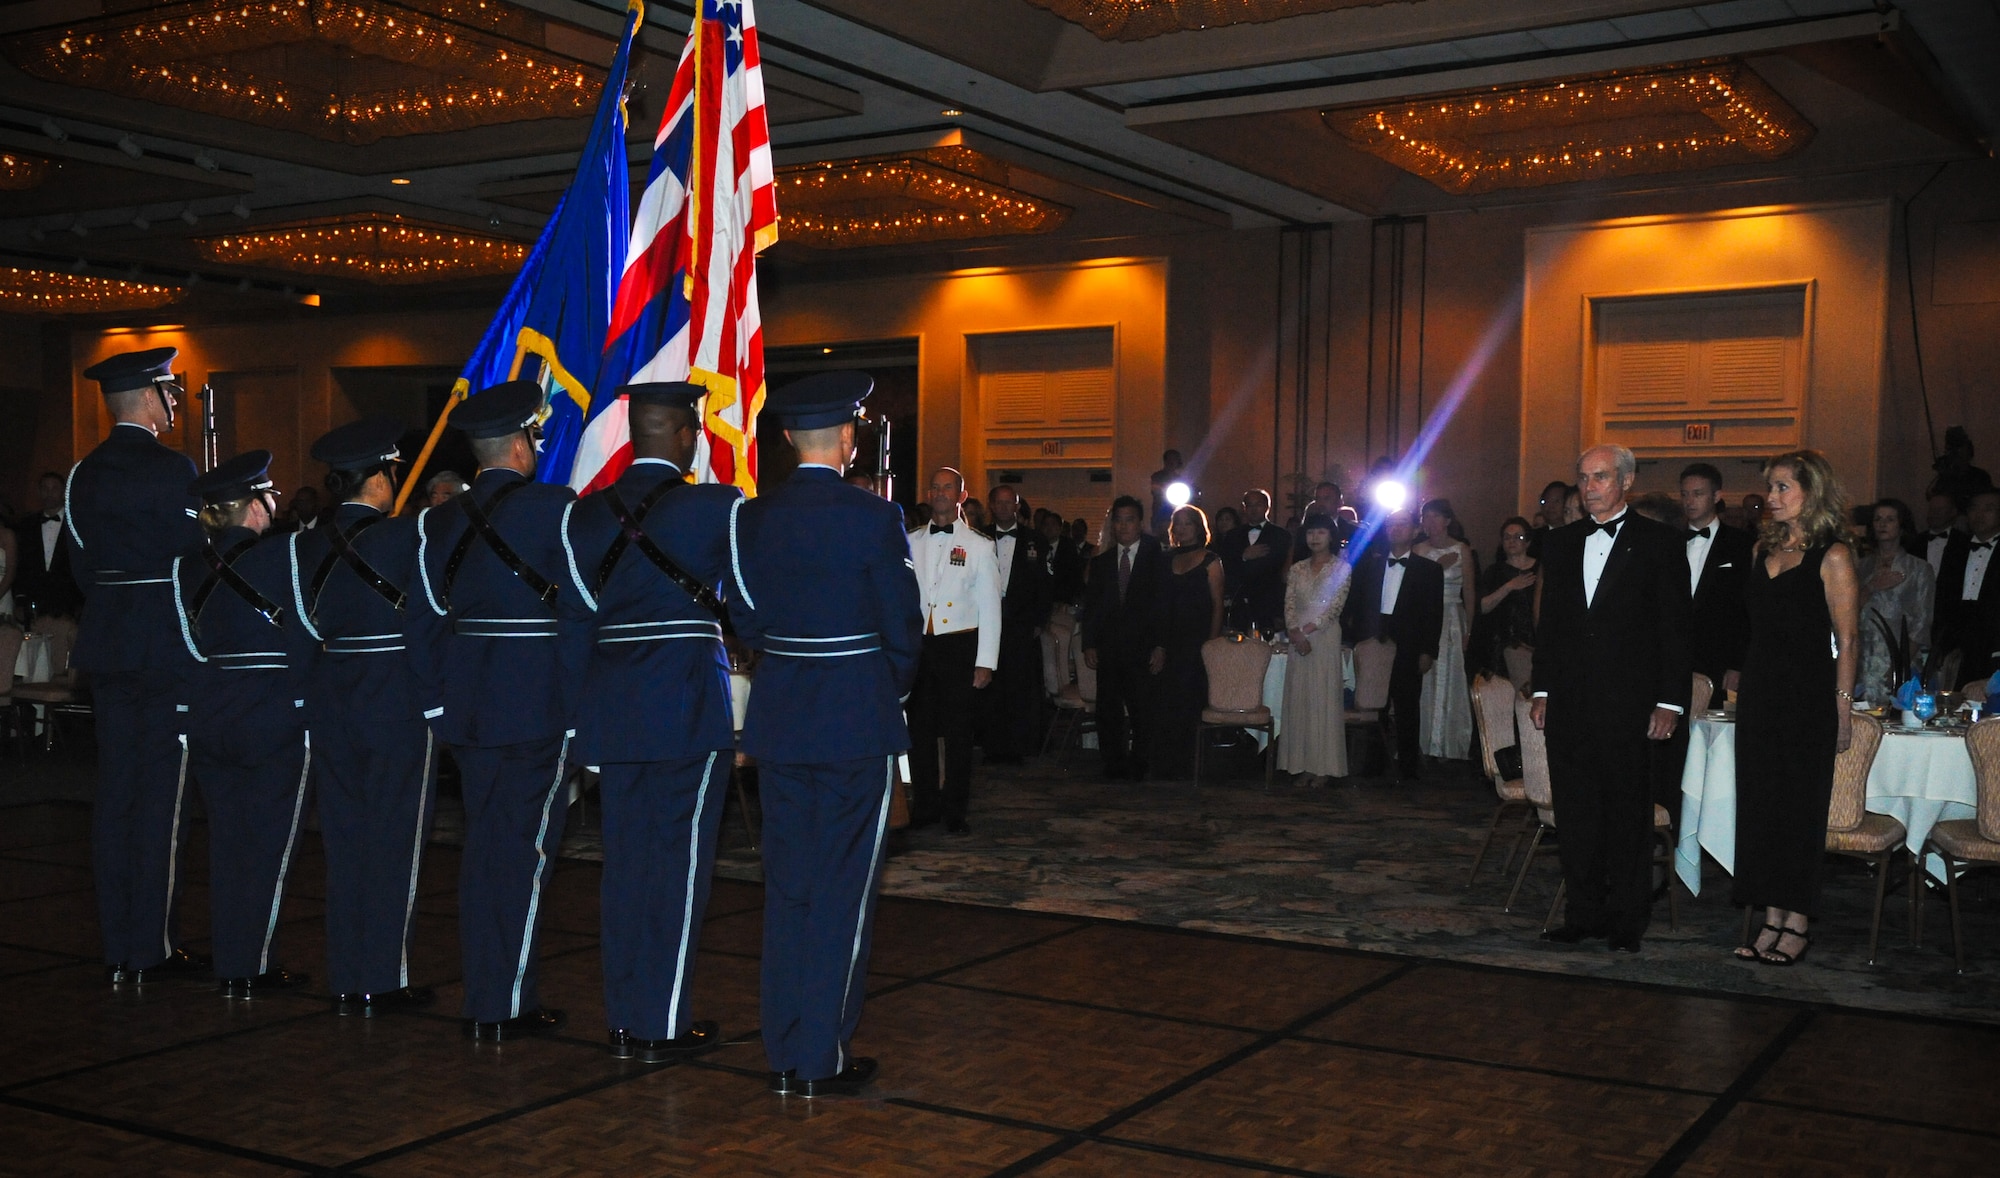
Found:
[1835,689,1853,701]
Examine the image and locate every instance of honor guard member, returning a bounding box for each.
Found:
[173,450,315,996]
[66,347,211,984]
[293,418,436,1016]
[409,379,590,1040]
[728,371,923,1098]
[560,382,738,1062]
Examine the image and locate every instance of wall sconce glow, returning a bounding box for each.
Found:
[1372,479,1409,512]
[1164,481,1192,509]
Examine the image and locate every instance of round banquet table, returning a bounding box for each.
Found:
[1676,715,1977,893]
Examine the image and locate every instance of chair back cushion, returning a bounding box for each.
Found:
[1824,712,1883,832]
[1690,673,1714,717]
[1070,629,1098,704]
[1201,637,1273,712]
[1965,680,1991,705]
[1513,695,1555,811]
[1471,674,1519,782]
[1353,638,1395,710]
[1968,716,2000,842]
[1039,629,1068,696]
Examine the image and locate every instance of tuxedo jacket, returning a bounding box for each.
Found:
[991,523,1052,633]
[12,512,84,617]
[1216,522,1291,628]
[1532,512,1693,734]
[1340,552,1444,663]
[1079,534,1168,665]
[1934,532,2000,670]
[1687,522,1755,684]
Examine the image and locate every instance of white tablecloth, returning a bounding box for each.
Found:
[1676,716,1977,893]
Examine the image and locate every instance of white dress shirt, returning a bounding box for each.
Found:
[907,513,1003,669]
[1925,530,1953,577]
[1581,508,1626,607]
[1380,553,1409,615]
[40,513,62,567]
[1684,518,1715,595]
[995,527,1017,595]
[1965,534,1997,601]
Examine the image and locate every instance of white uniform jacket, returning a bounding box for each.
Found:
[906,518,1003,670]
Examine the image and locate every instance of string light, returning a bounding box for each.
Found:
[0,266,183,314]
[197,213,529,282]
[1326,60,1812,195]
[777,146,1069,250]
[0,151,48,190]
[1023,0,1354,42]
[2,0,603,145]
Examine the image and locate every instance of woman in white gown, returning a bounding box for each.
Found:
[1415,498,1475,762]
[1279,514,1349,784]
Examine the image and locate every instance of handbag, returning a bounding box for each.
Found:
[1493,743,1523,781]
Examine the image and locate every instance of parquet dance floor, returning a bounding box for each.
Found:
[1,798,1995,1176]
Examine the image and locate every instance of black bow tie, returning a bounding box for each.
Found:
[1587,517,1624,537]
[1974,540,1995,552]
[1930,530,1952,540]
[930,524,954,535]
[1386,557,1408,568]
[1685,526,1711,541]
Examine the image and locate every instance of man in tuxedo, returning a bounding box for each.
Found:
[1918,492,1962,576]
[1935,488,2000,684]
[1527,480,1572,560]
[1215,489,1291,633]
[1340,510,1443,779]
[983,485,1051,764]
[1081,495,1167,781]
[1653,464,1755,810]
[13,472,84,619]
[1531,445,1692,954]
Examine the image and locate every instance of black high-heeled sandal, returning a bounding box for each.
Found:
[1735,922,1782,961]
[1759,927,1811,966]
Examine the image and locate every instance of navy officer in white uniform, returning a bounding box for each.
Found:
[409,379,591,1040]
[560,381,739,1063]
[66,347,211,985]
[292,417,437,1017]
[728,371,923,1098]
[905,467,1002,834]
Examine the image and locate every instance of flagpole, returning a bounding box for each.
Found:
[393,380,468,515]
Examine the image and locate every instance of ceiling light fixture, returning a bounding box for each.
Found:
[1025,0,1362,42]
[777,145,1069,250]
[197,213,530,283]
[940,108,963,117]
[391,177,412,185]
[0,151,48,190]
[1325,59,1812,194]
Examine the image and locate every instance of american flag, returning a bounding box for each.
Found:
[573,0,777,494]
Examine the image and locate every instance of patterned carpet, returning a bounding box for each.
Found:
[457,745,2000,1026]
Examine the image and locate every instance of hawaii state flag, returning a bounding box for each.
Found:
[576,0,777,495]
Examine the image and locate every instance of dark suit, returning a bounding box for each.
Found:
[986,522,1052,761]
[1934,533,2000,683]
[1079,534,1168,778]
[1216,521,1291,633]
[1533,511,1692,941]
[1655,521,1753,812]
[1341,551,1445,774]
[64,423,206,972]
[12,511,84,618]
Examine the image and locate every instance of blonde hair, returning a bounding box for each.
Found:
[1759,449,1848,552]
[197,496,259,536]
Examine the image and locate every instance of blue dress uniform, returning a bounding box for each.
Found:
[406,381,591,1038]
[291,419,437,1013]
[559,382,741,1060]
[727,372,923,1095]
[64,348,209,981]
[170,451,316,994]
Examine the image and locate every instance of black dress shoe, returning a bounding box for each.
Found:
[220,968,309,998]
[798,1057,878,1098]
[610,1021,722,1064]
[1539,925,1602,945]
[467,1007,566,1041]
[334,986,435,1017]
[945,818,970,836]
[1609,933,1644,954]
[767,1069,798,1095]
[116,948,211,986]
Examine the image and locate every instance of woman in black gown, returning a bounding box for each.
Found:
[1732,449,1860,966]
[1150,505,1226,779]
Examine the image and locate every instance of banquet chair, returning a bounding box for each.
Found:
[31,615,77,680]
[1819,713,1911,964]
[1690,672,1714,717]
[1043,628,1097,756]
[0,624,23,755]
[1345,638,1395,776]
[1965,681,1992,706]
[9,628,90,754]
[1194,636,1274,788]
[1920,716,2000,973]
[1467,674,1530,886]
[1507,695,1679,929]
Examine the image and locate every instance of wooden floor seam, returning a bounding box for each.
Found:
[0,1090,324,1173]
[1642,1007,1817,1177]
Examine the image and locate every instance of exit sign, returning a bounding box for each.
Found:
[1684,422,1713,444]
[1041,440,1062,457]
